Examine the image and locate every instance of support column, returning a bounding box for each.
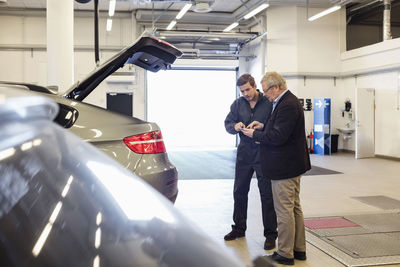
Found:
[46,0,74,93]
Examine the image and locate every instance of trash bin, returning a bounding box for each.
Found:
[331,134,338,153]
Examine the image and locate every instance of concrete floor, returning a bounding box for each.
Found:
[174,153,400,267]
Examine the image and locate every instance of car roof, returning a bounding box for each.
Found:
[0,92,245,267]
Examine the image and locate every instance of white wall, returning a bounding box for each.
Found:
[240,6,350,149]
[0,15,135,84]
[2,9,400,157]
[341,38,400,158]
[341,73,400,158]
[239,5,400,158]
[266,6,299,73]
[296,7,345,74]
[0,16,47,84]
[270,6,345,74]
[0,13,147,119]
[341,38,400,74]
[238,37,266,86]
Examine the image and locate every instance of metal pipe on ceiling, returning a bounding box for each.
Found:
[155,30,255,39]
[348,0,380,13]
[383,0,392,40]
[94,0,100,65]
[0,44,124,52]
[141,22,253,32]
[0,8,132,18]
[135,9,233,21]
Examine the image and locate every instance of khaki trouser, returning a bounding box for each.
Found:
[271,175,306,258]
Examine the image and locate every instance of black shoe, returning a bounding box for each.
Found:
[267,251,294,265]
[294,250,307,260]
[224,230,245,241]
[264,238,276,250]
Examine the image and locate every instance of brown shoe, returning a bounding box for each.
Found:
[264,238,276,250]
[267,252,294,265]
[294,250,307,260]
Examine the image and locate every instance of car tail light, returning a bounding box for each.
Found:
[123,131,166,154]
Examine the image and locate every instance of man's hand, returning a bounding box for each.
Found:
[241,127,254,138]
[247,121,264,130]
[234,122,246,132]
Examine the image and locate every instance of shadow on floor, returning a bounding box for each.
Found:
[168,150,342,180]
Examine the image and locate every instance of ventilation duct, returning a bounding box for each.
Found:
[383,0,392,40]
[193,2,212,13]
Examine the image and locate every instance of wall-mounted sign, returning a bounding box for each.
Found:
[313,98,331,155]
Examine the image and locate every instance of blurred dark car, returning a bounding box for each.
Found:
[0,33,181,202]
[0,90,250,267]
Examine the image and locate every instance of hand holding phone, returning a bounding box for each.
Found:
[235,122,246,132]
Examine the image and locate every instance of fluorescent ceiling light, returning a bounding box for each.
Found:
[0,0,8,7]
[93,255,100,267]
[96,212,102,226]
[106,19,112,32]
[176,3,192,19]
[308,5,341,21]
[95,228,101,249]
[166,20,177,30]
[109,0,116,16]
[21,141,33,151]
[0,147,15,161]
[32,201,63,257]
[61,175,74,198]
[243,3,269,20]
[223,22,239,32]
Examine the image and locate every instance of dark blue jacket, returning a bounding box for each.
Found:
[225,91,273,146]
[253,90,311,180]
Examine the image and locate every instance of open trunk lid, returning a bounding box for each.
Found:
[64,32,182,101]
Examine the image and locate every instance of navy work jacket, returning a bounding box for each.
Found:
[225,91,273,146]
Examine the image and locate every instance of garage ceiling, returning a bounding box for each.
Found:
[1,0,399,58]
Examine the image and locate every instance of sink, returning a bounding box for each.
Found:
[337,127,355,135]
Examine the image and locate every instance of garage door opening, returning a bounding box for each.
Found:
[147,69,237,151]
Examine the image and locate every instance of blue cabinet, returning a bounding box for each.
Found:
[313,98,331,155]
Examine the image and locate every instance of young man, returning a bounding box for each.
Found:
[241,71,311,265]
[224,74,277,250]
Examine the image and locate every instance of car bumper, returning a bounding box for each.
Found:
[134,153,179,203]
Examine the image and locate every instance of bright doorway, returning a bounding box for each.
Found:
[147,69,237,151]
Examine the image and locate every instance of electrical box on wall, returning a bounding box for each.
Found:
[299,98,312,111]
[345,100,352,111]
[299,98,304,109]
[305,99,312,111]
[107,92,133,117]
[341,99,353,118]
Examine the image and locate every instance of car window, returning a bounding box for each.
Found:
[54,103,79,128]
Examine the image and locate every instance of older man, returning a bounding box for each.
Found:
[241,72,311,265]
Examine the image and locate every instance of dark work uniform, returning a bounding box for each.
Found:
[224,91,277,240]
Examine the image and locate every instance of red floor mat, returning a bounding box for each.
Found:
[304,217,360,229]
